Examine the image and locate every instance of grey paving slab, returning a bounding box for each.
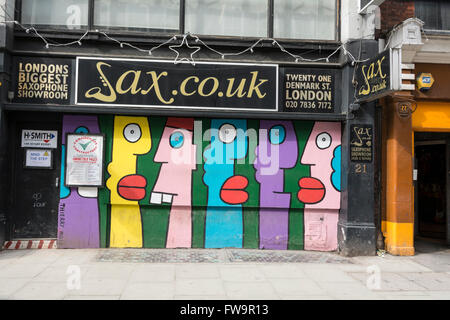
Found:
[15,251,61,264]
[176,264,221,279]
[0,260,13,269]
[223,281,280,299]
[129,265,175,282]
[0,263,49,279]
[176,279,226,296]
[0,278,30,299]
[317,281,385,300]
[268,278,325,296]
[219,266,266,282]
[349,272,428,291]
[0,250,29,260]
[51,252,99,266]
[350,256,433,272]
[299,264,360,283]
[400,272,450,291]
[425,291,450,299]
[281,295,335,300]
[410,252,450,273]
[174,295,229,300]
[377,290,431,300]
[257,264,307,279]
[121,282,175,300]
[65,278,128,296]
[9,281,68,300]
[63,295,120,300]
[83,263,136,280]
[31,265,89,282]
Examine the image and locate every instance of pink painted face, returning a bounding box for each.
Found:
[151,123,196,207]
[299,122,341,209]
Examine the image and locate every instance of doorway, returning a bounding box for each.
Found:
[414,132,450,246]
[9,112,62,239]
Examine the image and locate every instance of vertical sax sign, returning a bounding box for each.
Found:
[75,58,278,111]
[355,49,395,103]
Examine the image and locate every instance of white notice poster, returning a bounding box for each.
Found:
[25,149,52,168]
[65,134,104,187]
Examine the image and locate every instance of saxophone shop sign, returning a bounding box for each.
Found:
[76,58,278,111]
[12,56,72,104]
[355,49,395,102]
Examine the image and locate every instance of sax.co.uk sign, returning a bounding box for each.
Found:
[75,57,278,111]
[355,49,400,103]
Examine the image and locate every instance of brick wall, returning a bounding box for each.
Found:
[379,0,415,35]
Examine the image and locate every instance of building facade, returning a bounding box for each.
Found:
[0,0,381,255]
[379,0,450,255]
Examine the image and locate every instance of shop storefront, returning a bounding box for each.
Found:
[0,1,380,255]
[4,54,350,250]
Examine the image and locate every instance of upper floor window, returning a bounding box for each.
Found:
[21,0,89,29]
[94,0,180,32]
[19,0,338,40]
[416,0,450,31]
[274,0,336,40]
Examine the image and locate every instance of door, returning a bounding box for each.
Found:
[447,137,450,245]
[11,121,61,239]
[415,140,447,241]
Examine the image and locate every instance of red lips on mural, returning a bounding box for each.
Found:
[297,177,325,204]
[118,174,147,201]
[220,175,249,205]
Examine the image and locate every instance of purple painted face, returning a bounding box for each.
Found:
[254,121,298,209]
[254,120,298,178]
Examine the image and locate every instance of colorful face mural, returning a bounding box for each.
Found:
[57,115,100,248]
[59,115,341,251]
[203,119,248,248]
[106,116,151,248]
[254,121,298,249]
[299,121,341,251]
[151,117,196,248]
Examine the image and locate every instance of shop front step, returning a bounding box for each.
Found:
[3,239,57,249]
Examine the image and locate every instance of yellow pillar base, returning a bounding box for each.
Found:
[383,221,415,256]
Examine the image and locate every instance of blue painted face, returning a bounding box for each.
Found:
[75,126,89,134]
[331,145,341,192]
[169,131,184,149]
[269,125,286,145]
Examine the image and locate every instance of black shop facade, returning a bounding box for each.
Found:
[0,43,379,256]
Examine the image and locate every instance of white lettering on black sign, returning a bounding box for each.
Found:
[282,69,335,113]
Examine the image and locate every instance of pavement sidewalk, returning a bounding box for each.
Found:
[0,242,449,300]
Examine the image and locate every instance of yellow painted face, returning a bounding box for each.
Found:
[106,116,151,205]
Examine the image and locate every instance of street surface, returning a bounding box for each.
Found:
[0,240,449,300]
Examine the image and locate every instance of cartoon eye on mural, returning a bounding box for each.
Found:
[203,119,249,248]
[150,117,196,248]
[58,115,101,248]
[254,121,298,250]
[106,116,151,248]
[298,121,341,251]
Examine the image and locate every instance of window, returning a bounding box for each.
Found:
[94,0,180,32]
[21,0,89,29]
[416,0,450,31]
[185,0,267,38]
[274,0,336,40]
[19,0,338,40]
